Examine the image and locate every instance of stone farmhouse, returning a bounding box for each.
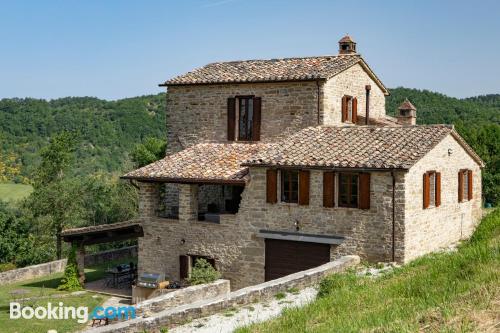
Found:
[68,36,484,290]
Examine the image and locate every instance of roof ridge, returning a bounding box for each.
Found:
[206,54,360,65]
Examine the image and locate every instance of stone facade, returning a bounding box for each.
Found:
[323,63,386,125]
[138,168,406,290]
[403,135,483,261]
[166,81,321,154]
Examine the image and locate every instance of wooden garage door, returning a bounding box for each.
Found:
[265,239,330,281]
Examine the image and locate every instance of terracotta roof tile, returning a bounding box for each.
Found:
[122,143,270,182]
[162,54,362,86]
[244,125,455,169]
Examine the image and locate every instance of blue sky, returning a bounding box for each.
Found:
[0,0,499,100]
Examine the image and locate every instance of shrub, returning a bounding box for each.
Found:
[0,262,16,272]
[58,244,83,291]
[188,258,221,285]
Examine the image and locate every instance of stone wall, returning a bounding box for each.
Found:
[84,255,359,333]
[0,259,67,285]
[404,134,483,261]
[323,63,386,126]
[135,279,230,315]
[165,81,321,154]
[138,167,405,290]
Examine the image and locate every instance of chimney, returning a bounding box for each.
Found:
[396,99,417,125]
[338,35,356,54]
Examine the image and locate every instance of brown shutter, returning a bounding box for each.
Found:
[252,97,261,141]
[467,170,473,200]
[179,255,189,279]
[359,173,370,209]
[266,169,277,204]
[458,171,464,202]
[423,172,430,209]
[341,96,347,122]
[323,171,335,207]
[352,97,358,123]
[227,97,236,141]
[298,170,310,205]
[435,172,441,207]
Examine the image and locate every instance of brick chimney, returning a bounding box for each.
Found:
[338,35,356,54]
[397,99,417,125]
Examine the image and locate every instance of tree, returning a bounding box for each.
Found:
[130,137,166,168]
[58,244,82,291]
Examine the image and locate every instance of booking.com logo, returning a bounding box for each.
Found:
[9,302,136,323]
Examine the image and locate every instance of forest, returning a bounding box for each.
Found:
[0,87,498,269]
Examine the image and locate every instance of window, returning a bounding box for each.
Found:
[339,173,358,208]
[238,97,253,141]
[423,171,441,209]
[281,170,299,203]
[341,95,357,123]
[459,169,473,202]
[227,97,261,141]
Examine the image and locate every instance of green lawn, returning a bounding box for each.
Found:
[237,209,500,333]
[0,183,33,203]
[0,260,128,333]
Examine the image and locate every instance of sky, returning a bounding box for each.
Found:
[0,0,499,100]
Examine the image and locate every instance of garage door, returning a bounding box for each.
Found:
[264,239,330,281]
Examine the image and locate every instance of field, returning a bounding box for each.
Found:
[237,209,500,333]
[0,183,33,203]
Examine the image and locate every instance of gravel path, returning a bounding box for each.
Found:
[170,287,318,333]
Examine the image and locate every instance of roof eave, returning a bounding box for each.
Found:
[159,78,326,87]
[120,175,246,185]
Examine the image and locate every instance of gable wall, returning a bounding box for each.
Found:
[403,134,482,262]
[322,63,386,126]
[165,82,321,154]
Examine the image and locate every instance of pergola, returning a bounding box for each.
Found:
[61,220,144,284]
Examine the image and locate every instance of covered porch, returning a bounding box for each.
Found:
[61,220,144,295]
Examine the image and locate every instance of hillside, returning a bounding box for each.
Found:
[0,88,498,204]
[0,94,166,179]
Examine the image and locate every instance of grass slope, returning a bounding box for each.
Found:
[237,209,500,332]
[0,183,33,203]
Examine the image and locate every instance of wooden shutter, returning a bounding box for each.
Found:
[266,169,277,204]
[435,172,441,207]
[458,171,464,202]
[252,97,261,141]
[227,97,236,141]
[323,171,335,207]
[352,97,358,123]
[298,170,310,205]
[423,173,430,209]
[359,173,370,210]
[341,96,347,122]
[467,170,473,200]
[179,255,189,279]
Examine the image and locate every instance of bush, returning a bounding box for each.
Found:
[0,262,16,272]
[188,258,221,285]
[58,244,83,291]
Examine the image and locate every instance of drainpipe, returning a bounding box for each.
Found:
[316,80,321,125]
[365,85,371,125]
[391,170,396,262]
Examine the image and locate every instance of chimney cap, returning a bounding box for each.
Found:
[339,35,355,43]
[398,98,417,111]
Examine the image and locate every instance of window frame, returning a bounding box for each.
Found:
[338,172,359,208]
[342,95,354,123]
[280,169,299,204]
[236,95,254,141]
[459,169,471,203]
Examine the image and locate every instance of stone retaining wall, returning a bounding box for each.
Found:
[136,279,230,315]
[0,259,67,285]
[85,255,359,333]
[0,246,138,286]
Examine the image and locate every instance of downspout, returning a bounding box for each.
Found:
[391,170,396,262]
[316,80,321,125]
